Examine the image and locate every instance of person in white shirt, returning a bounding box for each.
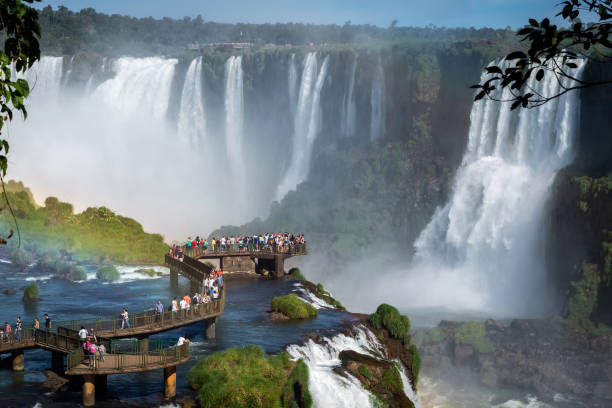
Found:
[171,298,178,312]
[78,326,88,342]
[180,299,187,310]
[177,336,185,346]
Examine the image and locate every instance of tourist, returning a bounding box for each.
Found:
[33,317,39,330]
[89,328,97,343]
[121,308,130,329]
[155,300,164,321]
[44,314,51,331]
[98,343,106,362]
[88,341,98,368]
[177,336,186,346]
[171,297,178,313]
[78,326,88,344]
[15,316,22,341]
[179,297,187,311]
[4,322,11,340]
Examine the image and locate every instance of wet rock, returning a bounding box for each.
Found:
[41,370,69,392]
[454,344,474,366]
[3,288,16,295]
[268,311,289,321]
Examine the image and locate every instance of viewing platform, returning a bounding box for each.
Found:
[0,255,225,406]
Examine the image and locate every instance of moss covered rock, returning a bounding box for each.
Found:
[23,283,40,302]
[187,345,312,408]
[287,267,305,281]
[96,265,120,281]
[135,268,156,277]
[270,294,317,319]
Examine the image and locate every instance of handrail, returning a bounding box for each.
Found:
[66,342,190,372]
[180,243,307,258]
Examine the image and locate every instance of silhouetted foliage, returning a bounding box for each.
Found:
[473,0,612,109]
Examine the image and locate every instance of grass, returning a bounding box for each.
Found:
[565,262,600,333]
[358,364,373,380]
[0,182,169,265]
[271,294,318,319]
[23,283,39,301]
[287,267,305,281]
[455,322,495,353]
[187,345,311,408]
[96,265,120,281]
[380,365,403,394]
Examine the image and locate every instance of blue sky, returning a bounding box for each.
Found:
[38,0,561,28]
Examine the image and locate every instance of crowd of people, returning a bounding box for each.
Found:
[155,268,224,318]
[0,314,52,342]
[170,232,306,257]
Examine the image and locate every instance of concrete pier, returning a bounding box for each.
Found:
[83,374,96,406]
[164,366,176,398]
[205,317,216,339]
[11,350,24,371]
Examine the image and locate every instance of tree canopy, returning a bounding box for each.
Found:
[473,0,612,109]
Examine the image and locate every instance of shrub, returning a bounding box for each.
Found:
[288,267,305,281]
[204,261,216,269]
[369,304,411,344]
[315,283,329,296]
[54,263,87,281]
[271,294,317,319]
[23,283,40,301]
[187,345,309,408]
[455,322,494,353]
[565,262,600,332]
[358,364,372,380]
[96,265,120,281]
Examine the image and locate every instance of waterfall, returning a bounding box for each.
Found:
[224,55,245,177]
[370,56,386,141]
[341,57,358,137]
[62,56,75,87]
[287,325,420,408]
[93,57,177,118]
[275,52,329,201]
[21,56,64,104]
[401,59,587,315]
[288,53,298,116]
[177,57,206,145]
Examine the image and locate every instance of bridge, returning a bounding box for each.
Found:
[166,245,307,282]
[0,256,225,406]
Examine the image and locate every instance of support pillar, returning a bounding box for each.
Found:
[274,255,285,279]
[137,337,149,353]
[170,267,178,289]
[219,257,225,272]
[96,374,107,396]
[205,317,217,339]
[11,350,24,371]
[82,374,95,407]
[51,351,64,375]
[164,365,176,398]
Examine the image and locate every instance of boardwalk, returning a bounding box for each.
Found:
[0,254,226,406]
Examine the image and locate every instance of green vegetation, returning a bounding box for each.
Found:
[369,395,390,408]
[565,262,601,333]
[281,359,312,408]
[135,268,157,277]
[423,326,447,343]
[270,294,317,319]
[408,344,421,385]
[187,345,311,408]
[63,264,87,282]
[316,283,329,296]
[369,304,411,345]
[96,265,120,282]
[204,261,216,270]
[0,181,169,264]
[380,365,403,394]
[23,283,39,301]
[287,267,305,281]
[455,322,495,353]
[358,364,373,380]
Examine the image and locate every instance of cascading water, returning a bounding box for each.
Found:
[177,56,206,145]
[288,53,298,116]
[21,56,63,104]
[93,57,177,118]
[396,59,587,316]
[224,55,245,180]
[275,52,329,201]
[370,56,386,141]
[287,325,419,408]
[340,57,357,137]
